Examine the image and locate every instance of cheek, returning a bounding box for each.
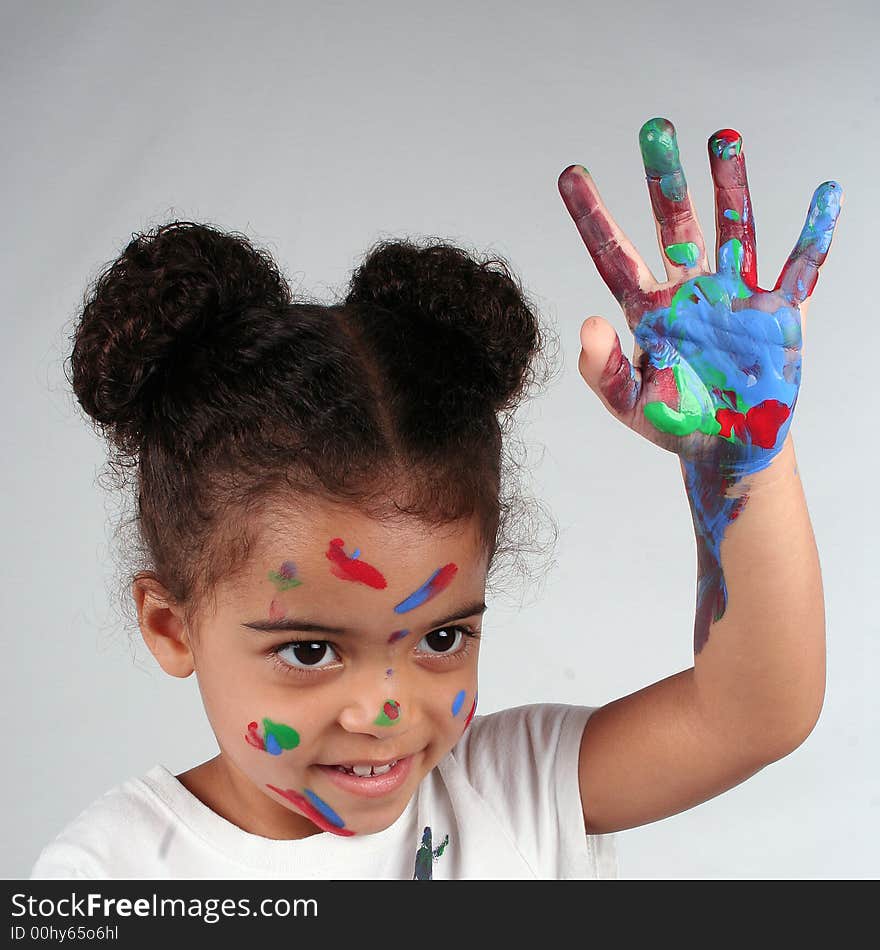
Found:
[422,674,479,744]
[195,659,321,767]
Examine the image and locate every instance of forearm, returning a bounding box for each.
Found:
[685,434,826,757]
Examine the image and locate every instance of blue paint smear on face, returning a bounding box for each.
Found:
[451,690,466,717]
[265,733,282,756]
[303,789,346,828]
[394,568,443,614]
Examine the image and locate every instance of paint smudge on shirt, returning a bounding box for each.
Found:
[394,564,458,614]
[413,826,449,880]
[326,538,387,589]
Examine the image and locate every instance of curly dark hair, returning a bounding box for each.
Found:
[65,221,558,637]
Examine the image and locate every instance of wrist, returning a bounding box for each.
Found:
[680,434,797,501]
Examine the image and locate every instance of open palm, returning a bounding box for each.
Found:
[558,118,842,481]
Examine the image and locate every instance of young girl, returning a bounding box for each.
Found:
[30,117,841,880]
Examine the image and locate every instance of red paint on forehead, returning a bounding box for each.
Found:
[429,562,457,596]
[325,538,387,589]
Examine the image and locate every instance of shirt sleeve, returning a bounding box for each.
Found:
[30,840,106,879]
[450,703,618,879]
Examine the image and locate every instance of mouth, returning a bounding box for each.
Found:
[315,753,417,798]
[331,760,399,777]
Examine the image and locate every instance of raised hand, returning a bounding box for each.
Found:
[558,119,842,651]
[558,117,841,480]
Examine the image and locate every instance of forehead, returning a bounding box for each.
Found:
[227,499,488,613]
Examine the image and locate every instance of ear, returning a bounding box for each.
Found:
[132,573,196,678]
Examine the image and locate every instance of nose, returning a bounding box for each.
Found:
[336,667,410,738]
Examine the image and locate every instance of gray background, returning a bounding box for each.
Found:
[3,0,876,879]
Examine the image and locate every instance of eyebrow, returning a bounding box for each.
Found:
[241,600,487,635]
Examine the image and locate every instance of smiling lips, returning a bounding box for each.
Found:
[316,755,415,798]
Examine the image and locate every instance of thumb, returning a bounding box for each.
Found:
[577,316,641,418]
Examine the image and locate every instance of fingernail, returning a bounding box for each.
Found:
[709,129,742,160]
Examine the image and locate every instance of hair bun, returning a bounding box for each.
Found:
[68,220,290,454]
[345,239,546,413]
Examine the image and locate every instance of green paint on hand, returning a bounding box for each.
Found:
[669,277,726,323]
[664,242,700,266]
[263,718,300,750]
[644,363,723,439]
[639,117,687,201]
[723,208,741,221]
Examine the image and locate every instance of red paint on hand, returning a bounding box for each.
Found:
[716,399,790,449]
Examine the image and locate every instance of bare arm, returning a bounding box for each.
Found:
[578,434,824,833]
[557,118,841,834]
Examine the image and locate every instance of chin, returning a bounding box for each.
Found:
[346,801,412,837]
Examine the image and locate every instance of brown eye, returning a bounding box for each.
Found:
[276,641,340,669]
[418,627,464,655]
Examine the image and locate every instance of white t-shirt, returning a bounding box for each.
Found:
[30,703,618,880]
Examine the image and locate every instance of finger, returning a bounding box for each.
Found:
[638,117,710,284]
[708,128,759,291]
[578,316,642,418]
[773,181,843,305]
[558,165,658,324]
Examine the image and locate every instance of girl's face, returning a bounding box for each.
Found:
[179,503,487,839]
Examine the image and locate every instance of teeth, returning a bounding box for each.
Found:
[334,760,398,777]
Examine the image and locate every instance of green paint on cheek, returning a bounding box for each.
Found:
[665,242,700,266]
[723,209,741,221]
[263,718,300,750]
